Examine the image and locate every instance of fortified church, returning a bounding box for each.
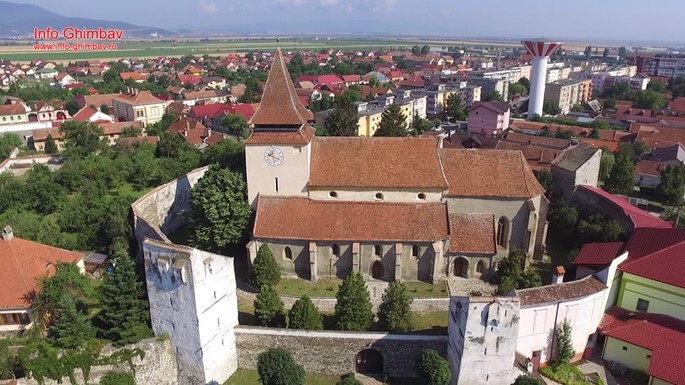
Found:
[245,48,549,283]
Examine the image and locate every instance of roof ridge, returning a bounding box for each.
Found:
[621,239,685,269]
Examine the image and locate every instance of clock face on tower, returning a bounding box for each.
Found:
[264,146,284,166]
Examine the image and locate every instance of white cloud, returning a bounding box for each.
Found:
[366,0,397,12]
[321,0,338,5]
[198,0,217,15]
[274,0,306,6]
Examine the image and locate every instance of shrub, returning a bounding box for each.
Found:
[513,375,544,385]
[100,370,135,385]
[251,244,281,288]
[288,295,323,330]
[337,373,363,385]
[254,285,285,327]
[378,281,414,332]
[416,349,450,385]
[257,348,305,385]
[555,319,575,365]
[334,272,373,331]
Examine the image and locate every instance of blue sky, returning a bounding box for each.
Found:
[14,0,685,43]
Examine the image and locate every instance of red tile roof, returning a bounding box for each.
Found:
[573,242,625,266]
[624,227,685,260]
[448,214,496,254]
[113,91,164,106]
[32,127,63,141]
[168,116,221,146]
[515,275,606,306]
[0,234,84,309]
[635,160,667,177]
[600,306,685,385]
[177,74,202,85]
[249,49,310,126]
[504,132,572,151]
[316,75,344,85]
[576,185,672,229]
[620,240,685,289]
[0,103,26,116]
[308,137,448,190]
[253,196,449,242]
[71,106,97,121]
[244,124,315,145]
[441,149,546,199]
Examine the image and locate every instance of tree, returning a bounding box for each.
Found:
[187,164,251,253]
[31,263,93,330]
[251,244,281,288]
[377,281,414,332]
[420,44,430,56]
[646,80,667,93]
[254,285,285,327]
[543,100,561,115]
[618,46,627,58]
[486,90,505,102]
[554,319,575,365]
[288,295,323,330]
[590,128,600,139]
[444,93,467,122]
[334,272,373,331]
[411,114,434,136]
[99,245,152,345]
[603,98,616,110]
[658,164,685,206]
[324,91,359,137]
[375,103,408,137]
[337,373,363,385]
[509,83,527,98]
[411,45,421,56]
[25,164,65,215]
[257,348,305,385]
[0,133,21,161]
[64,100,80,116]
[369,76,381,87]
[633,89,666,110]
[48,295,96,349]
[44,134,58,154]
[60,121,106,156]
[513,375,544,385]
[201,139,246,174]
[571,104,584,113]
[603,48,609,59]
[100,371,135,385]
[416,349,451,385]
[604,151,635,195]
[100,104,109,114]
[121,126,141,138]
[221,114,248,137]
[496,249,541,294]
[517,77,530,92]
[599,152,615,182]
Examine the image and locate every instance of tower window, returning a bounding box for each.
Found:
[417,193,426,200]
[274,177,279,193]
[169,298,173,306]
[284,247,293,260]
[374,244,382,257]
[293,146,302,153]
[412,245,419,258]
[329,191,338,198]
[375,192,384,200]
[332,243,340,258]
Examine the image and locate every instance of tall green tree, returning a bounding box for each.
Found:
[335,272,373,331]
[509,83,528,98]
[411,45,421,56]
[257,348,305,385]
[420,44,430,55]
[543,100,561,115]
[604,151,635,195]
[517,77,530,92]
[496,249,541,294]
[378,281,414,332]
[445,94,467,121]
[31,263,92,330]
[599,152,615,182]
[254,285,285,327]
[0,133,22,161]
[26,164,65,215]
[324,91,359,136]
[187,164,251,253]
[64,100,80,116]
[554,319,575,365]
[60,121,106,156]
[658,164,685,206]
[513,375,544,385]
[251,244,281,288]
[486,90,505,102]
[221,114,248,137]
[99,245,152,345]
[44,134,58,154]
[375,104,408,137]
[48,295,96,349]
[416,349,450,385]
[288,295,323,330]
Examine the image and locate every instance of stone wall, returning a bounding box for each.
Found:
[235,327,448,378]
[10,338,177,385]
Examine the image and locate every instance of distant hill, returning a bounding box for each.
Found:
[0,1,175,38]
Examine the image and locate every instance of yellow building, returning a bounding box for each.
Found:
[112,89,165,127]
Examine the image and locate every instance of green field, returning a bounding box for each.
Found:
[0,37,521,62]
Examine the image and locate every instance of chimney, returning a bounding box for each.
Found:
[552,266,565,284]
[183,120,189,137]
[2,226,13,241]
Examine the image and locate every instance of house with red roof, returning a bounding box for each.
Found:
[168,116,224,148]
[0,226,85,332]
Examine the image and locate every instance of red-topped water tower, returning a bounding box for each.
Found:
[521,39,563,118]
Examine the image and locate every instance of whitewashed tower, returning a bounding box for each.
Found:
[521,40,563,118]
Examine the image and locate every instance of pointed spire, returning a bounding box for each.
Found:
[249,48,310,127]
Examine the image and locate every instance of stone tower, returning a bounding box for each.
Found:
[244,48,315,207]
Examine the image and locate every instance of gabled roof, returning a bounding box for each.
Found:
[572,242,625,266]
[576,185,672,229]
[448,213,496,254]
[440,149,546,199]
[0,234,84,309]
[620,240,685,289]
[71,106,97,121]
[515,275,606,306]
[551,144,600,172]
[0,104,26,116]
[308,137,448,190]
[504,132,571,151]
[600,306,685,385]
[249,48,310,126]
[113,91,164,106]
[625,227,685,260]
[634,160,667,177]
[253,196,449,242]
[469,101,510,115]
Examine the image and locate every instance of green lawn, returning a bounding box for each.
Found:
[224,369,342,385]
[274,278,447,299]
[403,281,448,298]
[114,182,151,200]
[410,312,448,335]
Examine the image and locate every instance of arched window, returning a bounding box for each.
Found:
[497,217,509,248]
[374,244,382,257]
[284,247,293,260]
[329,191,338,198]
[412,245,419,258]
[476,260,486,277]
[332,243,340,258]
[417,193,426,200]
[375,192,384,200]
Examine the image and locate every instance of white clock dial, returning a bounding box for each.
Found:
[264,146,284,166]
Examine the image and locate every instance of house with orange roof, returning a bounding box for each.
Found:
[168,116,224,149]
[112,89,165,127]
[244,49,549,284]
[0,226,85,332]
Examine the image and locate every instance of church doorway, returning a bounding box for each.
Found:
[371,261,384,280]
[356,349,383,375]
[453,258,468,278]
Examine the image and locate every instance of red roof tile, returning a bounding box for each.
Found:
[600,306,685,385]
[624,227,685,260]
[635,160,667,177]
[71,106,97,121]
[113,91,163,106]
[577,185,672,229]
[308,137,448,190]
[515,275,606,306]
[253,196,449,242]
[245,124,315,145]
[573,242,625,266]
[620,240,685,289]
[0,234,84,309]
[448,214,496,254]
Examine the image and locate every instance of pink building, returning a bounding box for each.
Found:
[467,101,511,137]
